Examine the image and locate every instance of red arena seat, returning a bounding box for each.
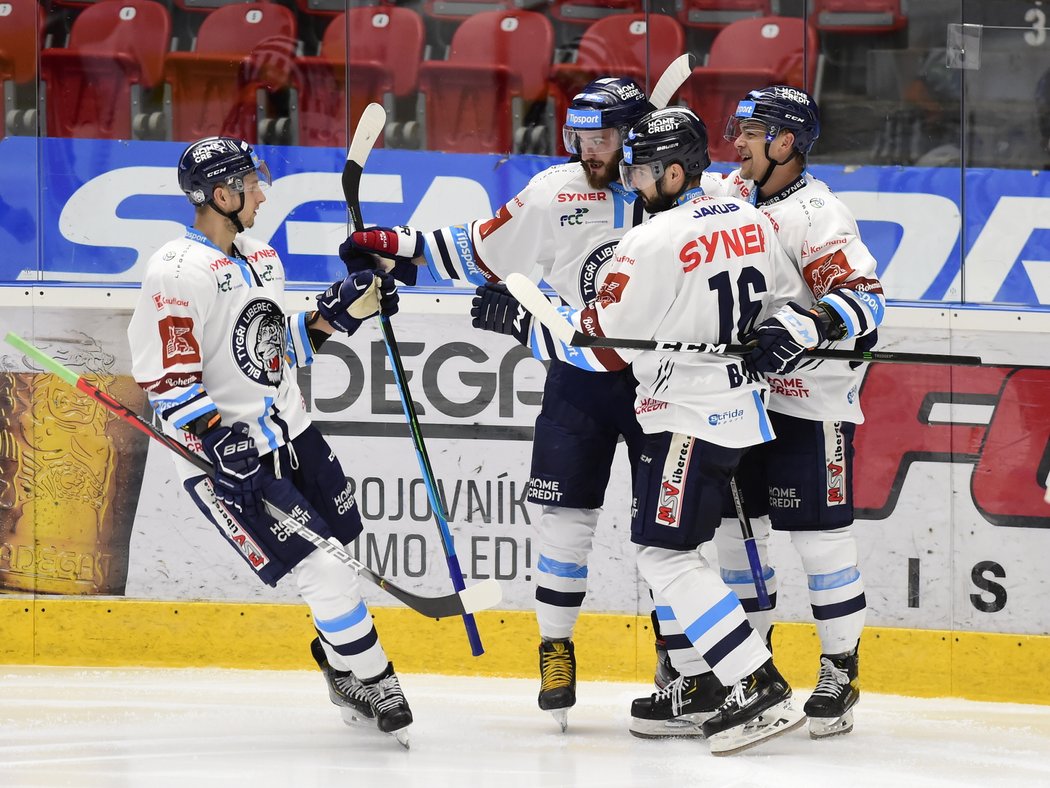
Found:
[163,2,297,142]
[417,9,554,153]
[39,0,171,139]
[680,15,819,161]
[294,6,425,148]
[548,13,685,154]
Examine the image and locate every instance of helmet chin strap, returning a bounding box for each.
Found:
[755,142,801,191]
[207,192,246,234]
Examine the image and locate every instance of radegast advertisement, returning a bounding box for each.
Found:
[1,307,1048,638]
[2,137,1050,304]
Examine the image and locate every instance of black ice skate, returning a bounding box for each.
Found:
[629,672,728,738]
[311,637,375,727]
[701,660,806,755]
[361,662,414,749]
[803,647,859,739]
[538,638,576,732]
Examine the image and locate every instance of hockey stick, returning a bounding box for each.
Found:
[343,103,487,656]
[4,332,501,619]
[728,476,771,610]
[649,53,694,109]
[504,273,985,367]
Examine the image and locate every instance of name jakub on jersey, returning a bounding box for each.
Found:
[232,298,285,386]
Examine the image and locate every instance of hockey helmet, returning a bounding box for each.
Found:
[724,85,821,156]
[562,76,654,156]
[178,136,271,207]
[618,107,711,192]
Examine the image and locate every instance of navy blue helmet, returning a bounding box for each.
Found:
[178,136,270,207]
[563,77,654,155]
[724,85,821,156]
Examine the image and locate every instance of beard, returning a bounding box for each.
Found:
[581,156,619,190]
[640,185,679,215]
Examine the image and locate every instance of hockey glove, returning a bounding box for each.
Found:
[743,302,827,376]
[470,282,532,348]
[338,237,419,287]
[317,270,399,335]
[200,422,264,519]
[348,225,423,264]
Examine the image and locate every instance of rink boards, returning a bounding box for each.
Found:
[0,294,1047,705]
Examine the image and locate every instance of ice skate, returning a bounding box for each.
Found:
[538,638,576,732]
[804,647,859,739]
[361,662,414,749]
[311,637,375,727]
[701,660,806,755]
[629,672,727,738]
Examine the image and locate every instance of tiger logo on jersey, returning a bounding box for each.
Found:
[232,298,284,386]
[578,240,619,304]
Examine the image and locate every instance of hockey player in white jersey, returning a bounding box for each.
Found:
[643,86,886,741]
[346,78,722,731]
[514,106,811,754]
[127,137,413,745]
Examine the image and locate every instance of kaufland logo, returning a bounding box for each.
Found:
[567,110,602,129]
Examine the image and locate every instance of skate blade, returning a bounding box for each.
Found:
[808,709,854,739]
[709,701,807,756]
[548,708,569,733]
[629,714,709,739]
[390,727,410,749]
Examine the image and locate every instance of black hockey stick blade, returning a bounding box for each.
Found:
[504,273,985,367]
[342,102,387,232]
[650,53,695,109]
[4,332,502,619]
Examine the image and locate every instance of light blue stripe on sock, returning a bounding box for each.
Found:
[315,601,369,633]
[683,591,740,644]
[537,555,588,579]
[654,605,677,623]
[720,566,775,584]
[808,566,861,591]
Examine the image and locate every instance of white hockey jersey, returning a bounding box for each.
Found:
[723,171,886,423]
[419,163,724,363]
[563,191,811,447]
[128,227,315,478]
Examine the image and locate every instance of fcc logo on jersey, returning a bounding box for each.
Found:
[232,298,285,386]
[578,240,619,304]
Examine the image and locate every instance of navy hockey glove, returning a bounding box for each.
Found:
[337,239,380,274]
[348,225,423,264]
[470,283,532,347]
[317,270,399,335]
[200,422,264,519]
[339,233,419,286]
[743,302,826,376]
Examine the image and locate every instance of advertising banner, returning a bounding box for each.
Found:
[2,137,1049,305]
[2,304,1046,637]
